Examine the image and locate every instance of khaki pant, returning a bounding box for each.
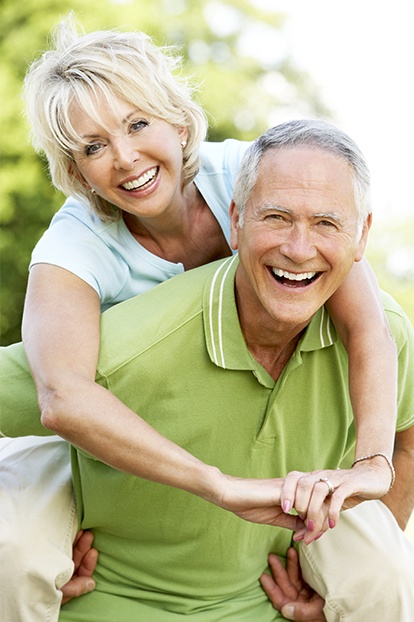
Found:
[1,436,414,621]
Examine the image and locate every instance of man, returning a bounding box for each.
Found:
[1,120,414,620]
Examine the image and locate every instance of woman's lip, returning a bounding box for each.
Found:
[119,166,160,196]
[119,166,159,189]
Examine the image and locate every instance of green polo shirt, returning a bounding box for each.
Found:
[0,257,413,621]
[59,256,414,621]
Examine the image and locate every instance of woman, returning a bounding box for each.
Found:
[0,17,397,620]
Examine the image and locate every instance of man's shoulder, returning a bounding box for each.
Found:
[97,260,225,374]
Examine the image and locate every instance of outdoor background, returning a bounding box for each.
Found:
[1,0,413,538]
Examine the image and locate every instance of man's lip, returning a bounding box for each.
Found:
[269,266,322,287]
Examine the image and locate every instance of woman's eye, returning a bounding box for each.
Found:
[85,143,102,156]
[130,120,149,132]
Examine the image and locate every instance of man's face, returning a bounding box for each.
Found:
[230,146,371,332]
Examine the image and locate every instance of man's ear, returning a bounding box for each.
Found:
[355,213,372,262]
[229,200,240,251]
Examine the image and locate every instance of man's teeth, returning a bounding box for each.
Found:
[272,268,317,281]
[122,167,157,190]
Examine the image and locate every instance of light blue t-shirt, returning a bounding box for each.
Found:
[30,140,249,312]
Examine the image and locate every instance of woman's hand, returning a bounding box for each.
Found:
[260,548,326,621]
[280,457,394,541]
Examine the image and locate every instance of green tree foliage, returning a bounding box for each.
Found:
[0,0,328,344]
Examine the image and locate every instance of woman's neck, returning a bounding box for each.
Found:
[123,183,232,269]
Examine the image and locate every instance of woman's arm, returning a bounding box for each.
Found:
[22,264,222,496]
[21,264,295,525]
[325,258,397,461]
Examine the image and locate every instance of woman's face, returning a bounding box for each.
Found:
[70,94,188,221]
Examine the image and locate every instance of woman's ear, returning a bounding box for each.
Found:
[178,126,189,147]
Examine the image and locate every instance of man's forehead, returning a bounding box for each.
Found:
[253,146,355,195]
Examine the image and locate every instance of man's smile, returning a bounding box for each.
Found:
[271,267,321,287]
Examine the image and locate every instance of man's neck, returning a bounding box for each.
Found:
[234,273,308,381]
[243,329,303,382]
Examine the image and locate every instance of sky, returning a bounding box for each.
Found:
[254,0,414,228]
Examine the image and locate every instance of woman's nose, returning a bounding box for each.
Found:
[112,137,139,171]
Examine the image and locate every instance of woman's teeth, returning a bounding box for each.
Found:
[122,167,158,191]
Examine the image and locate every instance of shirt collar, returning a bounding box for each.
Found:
[203,255,338,372]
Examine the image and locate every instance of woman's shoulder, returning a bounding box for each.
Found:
[199,139,251,176]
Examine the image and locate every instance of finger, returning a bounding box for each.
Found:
[292,475,319,519]
[304,485,332,535]
[72,530,95,570]
[260,572,289,609]
[281,594,326,621]
[267,553,299,601]
[76,548,99,578]
[61,575,96,605]
[285,547,303,592]
[281,471,306,514]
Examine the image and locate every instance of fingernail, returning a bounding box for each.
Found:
[293,532,304,542]
[329,519,336,529]
[86,580,95,591]
[282,500,292,513]
[307,519,315,532]
[281,605,295,619]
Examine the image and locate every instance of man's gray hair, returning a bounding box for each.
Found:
[233,119,371,227]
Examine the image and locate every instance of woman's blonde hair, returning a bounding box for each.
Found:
[23,15,208,220]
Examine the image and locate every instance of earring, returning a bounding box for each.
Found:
[180,141,187,148]
[91,188,96,194]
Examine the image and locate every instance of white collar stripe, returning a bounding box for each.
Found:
[319,305,334,348]
[319,306,326,348]
[208,256,237,367]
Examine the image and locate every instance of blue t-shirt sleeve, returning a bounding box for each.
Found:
[30,198,128,304]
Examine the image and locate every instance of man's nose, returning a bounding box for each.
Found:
[278,225,317,263]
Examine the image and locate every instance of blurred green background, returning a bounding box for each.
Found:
[0,0,413,345]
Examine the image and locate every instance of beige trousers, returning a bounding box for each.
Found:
[299,499,414,621]
[1,435,414,621]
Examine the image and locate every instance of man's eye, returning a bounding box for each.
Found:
[319,220,336,228]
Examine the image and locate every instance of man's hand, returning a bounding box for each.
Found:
[61,530,98,605]
[260,548,325,621]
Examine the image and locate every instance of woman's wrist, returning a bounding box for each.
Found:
[351,452,396,495]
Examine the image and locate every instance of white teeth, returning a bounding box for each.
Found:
[122,167,157,190]
[272,268,317,281]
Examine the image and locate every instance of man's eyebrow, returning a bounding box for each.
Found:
[313,211,343,225]
[256,203,291,215]
[255,204,344,225]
